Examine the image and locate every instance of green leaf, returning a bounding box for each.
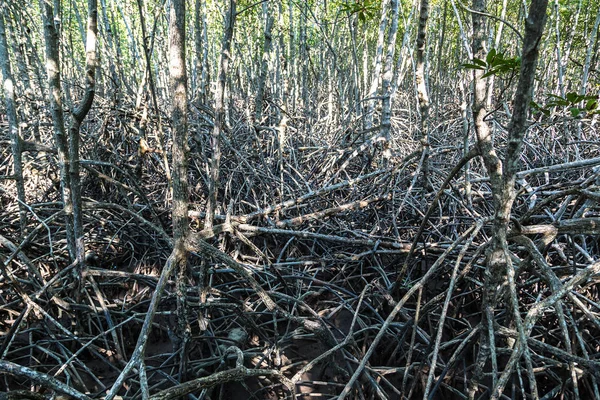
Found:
[462,63,485,70]
[486,49,497,64]
[569,107,580,117]
[547,94,565,100]
[472,58,487,67]
[546,100,570,107]
[586,99,598,111]
[566,92,579,103]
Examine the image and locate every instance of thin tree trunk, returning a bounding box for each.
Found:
[489,1,549,392]
[553,0,565,97]
[468,1,503,395]
[9,24,41,147]
[348,15,361,119]
[485,0,508,107]
[287,0,295,112]
[380,0,400,160]
[115,2,138,63]
[575,6,600,158]
[469,1,549,398]
[135,0,159,115]
[205,0,236,229]
[415,0,431,189]
[580,8,600,97]
[192,0,201,98]
[450,0,473,59]
[200,0,209,103]
[168,0,189,379]
[255,1,274,122]
[135,0,171,185]
[20,16,46,99]
[0,5,26,233]
[561,0,582,79]
[434,0,448,115]
[275,1,284,117]
[364,0,390,129]
[69,0,98,269]
[299,1,309,116]
[99,0,119,97]
[275,0,286,116]
[40,0,76,261]
[391,2,417,99]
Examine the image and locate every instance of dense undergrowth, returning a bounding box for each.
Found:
[1,90,600,399]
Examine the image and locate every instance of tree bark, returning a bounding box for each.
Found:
[254,1,274,122]
[380,0,400,160]
[205,0,236,229]
[169,0,190,378]
[39,0,76,260]
[415,0,431,189]
[69,0,98,268]
[469,1,549,397]
[364,0,390,129]
[0,5,26,233]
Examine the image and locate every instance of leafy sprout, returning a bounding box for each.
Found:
[462,49,521,78]
[338,0,379,23]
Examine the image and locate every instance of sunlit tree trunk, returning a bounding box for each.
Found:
[390,3,416,100]
[255,0,274,122]
[380,0,399,161]
[299,1,309,116]
[194,0,209,101]
[348,15,361,120]
[433,0,448,115]
[415,0,431,189]
[69,0,97,269]
[485,0,508,108]
[40,0,76,260]
[168,0,190,377]
[561,0,582,82]
[468,1,502,395]
[552,0,565,98]
[275,1,285,117]
[469,1,549,398]
[205,0,236,229]
[576,7,600,151]
[287,0,295,112]
[364,0,389,129]
[0,5,26,233]
[6,12,37,140]
[99,0,119,98]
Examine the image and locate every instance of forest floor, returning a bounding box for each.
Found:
[1,94,600,399]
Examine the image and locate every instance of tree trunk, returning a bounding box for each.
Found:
[168,0,189,377]
[69,0,98,268]
[99,0,119,98]
[364,0,390,129]
[40,0,76,261]
[255,1,274,122]
[380,0,400,160]
[205,0,236,229]
[469,0,549,398]
[415,0,431,189]
[0,5,26,233]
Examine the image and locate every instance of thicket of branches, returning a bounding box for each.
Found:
[1,0,600,399]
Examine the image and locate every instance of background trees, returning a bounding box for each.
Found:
[1,0,600,398]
